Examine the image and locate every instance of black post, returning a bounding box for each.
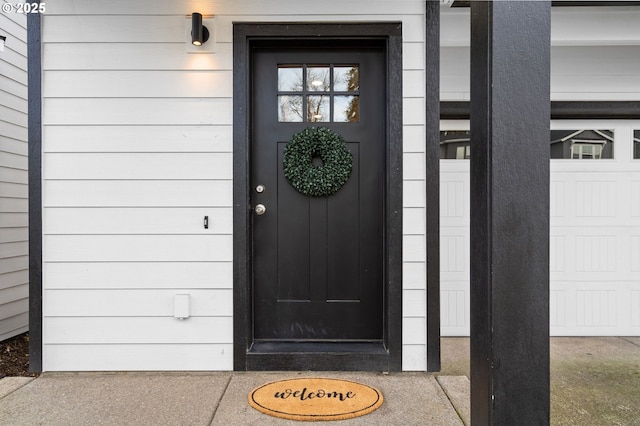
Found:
[27,12,43,373]
[470,2,550,424]
[425,0,441,373]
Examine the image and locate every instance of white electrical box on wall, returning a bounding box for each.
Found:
[174,294,190,320]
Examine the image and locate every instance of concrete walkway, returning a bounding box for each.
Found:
[1,337,639,425]
[0,372,469,425]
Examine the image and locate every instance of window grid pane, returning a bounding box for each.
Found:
[278,64,359,123]
[334,95,359,122]
[278,66,303,92]
[278,95,303,122]
[306,67,331,92]
[307,95,330,122]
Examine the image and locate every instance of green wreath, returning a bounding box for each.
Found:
[283,127,353,197]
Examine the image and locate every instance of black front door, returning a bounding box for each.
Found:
[251,43,386,343]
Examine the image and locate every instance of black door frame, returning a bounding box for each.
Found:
[233,23,403,371]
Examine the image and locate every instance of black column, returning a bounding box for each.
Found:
[27,12,43,373]
[470,2,550,424]
[425,0,441,373]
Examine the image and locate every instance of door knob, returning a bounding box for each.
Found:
[255,204,267,215]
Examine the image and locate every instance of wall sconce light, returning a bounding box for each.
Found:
[0,36,6,52]
[191,13,209,46]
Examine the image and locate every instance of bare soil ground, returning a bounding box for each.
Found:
[0,333,37,378]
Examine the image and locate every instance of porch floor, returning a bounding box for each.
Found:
[0,372,467,425]
[1,337,638,425]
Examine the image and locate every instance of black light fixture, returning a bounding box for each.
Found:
[191,13,209,46]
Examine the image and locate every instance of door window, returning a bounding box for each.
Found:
[278,64,359,123]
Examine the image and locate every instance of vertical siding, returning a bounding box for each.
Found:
[41,0,428,371]
[0,5,28,342]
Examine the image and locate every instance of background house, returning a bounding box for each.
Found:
[0,7,28,342]
[22,1,640,372]
[440,4,640,336]
[550,129,614,159]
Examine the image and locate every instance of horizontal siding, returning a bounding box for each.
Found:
[44,207,232,235]
[43,344,233,371]
[43,71,233,98]
[43,43,234,71]
[0,74,27,100]
[0,292,28,319]
[0,313,28,342]
[0,105,27,127]
[44,153,232,180]
[41,0,428,371]
[0,182,27,199]
[44,235,233,262]
[44,181,232,207]
[0,270,28,290]
[44,317,233,344]
[0,228,28,243]
[0,122,27,142]
[1,91,27,113]
[0,256,27,275]
[0,213,27,228]
[0,9,28,341]
[43,0,425,16]
[1,242,29,259]
[46,262,232,290]
[43,98,233,125]
[42,14,423,43]
[0,136,28,156]
[43,125,232,153]
[44,289,233,317]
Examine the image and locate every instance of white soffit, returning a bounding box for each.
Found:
[441,6,640,47]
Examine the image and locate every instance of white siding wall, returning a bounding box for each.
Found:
[41,0,429,371]
[0,5,28,342]
[439,6,640,337]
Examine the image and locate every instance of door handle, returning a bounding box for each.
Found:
[255,204,267,215]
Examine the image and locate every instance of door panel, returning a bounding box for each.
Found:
[251,45,385,341]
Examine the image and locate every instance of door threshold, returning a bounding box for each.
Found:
[250,341,387,354]
[245,341,391,371]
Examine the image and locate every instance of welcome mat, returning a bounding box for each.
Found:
[249,377,384,421]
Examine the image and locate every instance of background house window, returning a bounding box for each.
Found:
[440,130,470,159]
[550,130,614,159]
[571,143,603,159]
[456,145,471,159]
[634,130,639,159]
